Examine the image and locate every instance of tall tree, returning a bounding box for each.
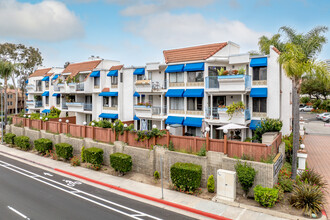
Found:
[278,26,328,179]
[258,34,285,54]
[0,61,15,124]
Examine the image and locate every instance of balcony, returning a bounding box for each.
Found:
[205,75,251,92]
[35,101,43,108]
[76,82,84,91]
[135,80,167,93]
[152,106,167,115]
[216,108,251,124]
[53,84,60,91]
[62,103,68,110]
[134,105,152,118]
[66,102,84,112]
[36,86,42,92]
[84,103,92,111]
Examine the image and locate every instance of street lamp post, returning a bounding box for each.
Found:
[1,88,3,144]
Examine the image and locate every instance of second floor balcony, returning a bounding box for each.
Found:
[26,100,43,108]
[134,105,167,118]
[135,80,167,93]
[206,107,251,124]
[205,75,251,92]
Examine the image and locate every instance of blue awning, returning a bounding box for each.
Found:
[184,62,204,72]
[52,74,59,80]
[165,116,184,125]
[25,80,28,84]
[90,71,100,77]
[42,109,50,114]
[183,117,203,127]
[165,89,185,97]
[107,70,118,77]
[134,115,140,120]
[250,120,261,130]
[26,93,28,96]
[250,57,267,67]
[99,113,118,119]
[41,76,49,81]
[133,92,140,97]
[165,64,184,73]
[99,92,118,97]
[250,88,268,97]
[183,89,204,97]
[52,93,60,97]
[26,109,29,112]
[133,68,145,75]
[42,91,49,96]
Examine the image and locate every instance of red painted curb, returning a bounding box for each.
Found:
[322,210,327,217]
[54,168,231,220]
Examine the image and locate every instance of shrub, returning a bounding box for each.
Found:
[300,97,310,104]
[197,145,206,156]
[154,171,160,180]
[110,152,132,174]
[70,156,81,167]
[298,169,327,189]
[84,147,104,165]
[81,146,86,162]
[252,118,283,143]
[55,143,73,160]
[14,136,30,150]
[168,140,174,151]
[290,183,324,217]
[235,161,257,195]
[170,162,202,192]
[279,178,294,192]
[34,138,53,154]
[274,184,284,201]
[4,133,16,145]
[254,185,278,208]
[207,175,215,193]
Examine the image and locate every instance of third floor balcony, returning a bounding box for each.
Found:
[205,75,251,92]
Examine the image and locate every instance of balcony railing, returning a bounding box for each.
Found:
[84,103,92,111]
[76,82,84,91]
[205,75,252,90]
[205,107,219,119]
[35,101,43,108]
[151,106,167,115]
[62,103,68,110]
[53,84,60,91]
[36,86,42,92]
[205,76,219,89]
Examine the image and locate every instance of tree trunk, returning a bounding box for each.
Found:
[291,79,300,179]
[11,75,18,114]
[4,77,7,125]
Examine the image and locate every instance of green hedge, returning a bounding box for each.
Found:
[254,185,279,208]
[170,162,202,191]
[14,136,30,150]
[55,143,73,160]
[84,147,103,165]
[110,153,132,174]
[4,133,16,145]
[34,138,53,154]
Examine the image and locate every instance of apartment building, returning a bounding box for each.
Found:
[0,89,25,114]
[133,42,292,139]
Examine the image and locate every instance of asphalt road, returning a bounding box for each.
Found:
[0,155,195,220]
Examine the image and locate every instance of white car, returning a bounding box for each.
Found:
[316,113,330,120]
[299,105,313,112]
[321,115,330,123]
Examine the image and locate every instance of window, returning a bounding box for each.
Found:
[208,66,226,76]
[103,97,109,107]
[169,72,184,83]
[111,76,118,85]
[56,96,60,105]
[186,127,202,137]
[187,71,204,82]
[253,67,267,81]
[148,72,152,80]
[170,97,184,110]
[94,77,100,86]
[120,72,123,83]
[86,114,92,124]
[36,80,42,91]
[111,96,118,107]
[253,97,267,113]
[187,97,203,111]
[148,95,153,105]
[45,81,49,89]
[45,96,49,105]
[141,95,145,103]
[136,75,144,80]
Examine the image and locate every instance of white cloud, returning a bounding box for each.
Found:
[126,13,269,53]
[0,0,84,42]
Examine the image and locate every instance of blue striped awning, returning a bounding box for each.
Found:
[165,89,185,97]
[134,115,140,120]
[133,92,140,97]
[42,109,50,113]
[133,68,145,75]
[90,71,100,77]
[250,120,261,130]
[183,117,203,127]
[26,93,28,96]
[183,89,204,97]
[99,92,118,97]
[52,74,59,80]
[107,70,118,77]
[42,91,49,96]
[165,116,184,125]
[26,109,29,112]
[250,88,267,97]
[99,113,118,119]
[184,62,204,72]
[52,93,60,97]
[250,57,267,67]
[25,80,28,84]
[165,64,184,73]
[41,76,49,81]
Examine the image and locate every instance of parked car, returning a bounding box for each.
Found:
[299,105,313,112]
[322,115,330,123]
[299,104,306,108]
[316,113,330,120]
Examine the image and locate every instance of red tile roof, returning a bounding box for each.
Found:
[29,68,51,78]
[272,46,281,55]
[163,42,228,64]
[62,60,102,78]
[110,65,123,71]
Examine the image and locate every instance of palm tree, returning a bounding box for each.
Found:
[0,60,15,125]
[258,34,285,54]
[278,26,328,179]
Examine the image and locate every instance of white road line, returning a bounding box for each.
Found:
[0,160,162,220]
[7,206,30,219]
[236,208,246,220]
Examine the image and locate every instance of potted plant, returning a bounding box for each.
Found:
[232,70,238,75]
[238,68,246,75]
[226,101,245,119]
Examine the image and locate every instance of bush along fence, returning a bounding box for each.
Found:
[12,115,282,161]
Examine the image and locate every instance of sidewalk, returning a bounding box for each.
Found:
[0,144,315,220]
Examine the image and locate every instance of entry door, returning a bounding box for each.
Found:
[213,96,226,107]
[85,95,92,104]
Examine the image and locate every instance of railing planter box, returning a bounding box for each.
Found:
[68,83,76,87]
[26,84,34,88]
[134,105,151,108]
[218,74,245,80]
[217,109,250,124]
[214,75,251,92]
[66,102,84,112]
[58,83,65,87]
[218,107,228,112]
[134,105,152,118]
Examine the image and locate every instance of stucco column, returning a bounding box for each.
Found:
[297,149,307,174]
[210,94,213,120]
[160,94,163,115]
[210,124,213,139]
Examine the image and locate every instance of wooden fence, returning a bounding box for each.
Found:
[12,116,282,161]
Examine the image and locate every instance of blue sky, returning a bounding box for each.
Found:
[0,0,329,68]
